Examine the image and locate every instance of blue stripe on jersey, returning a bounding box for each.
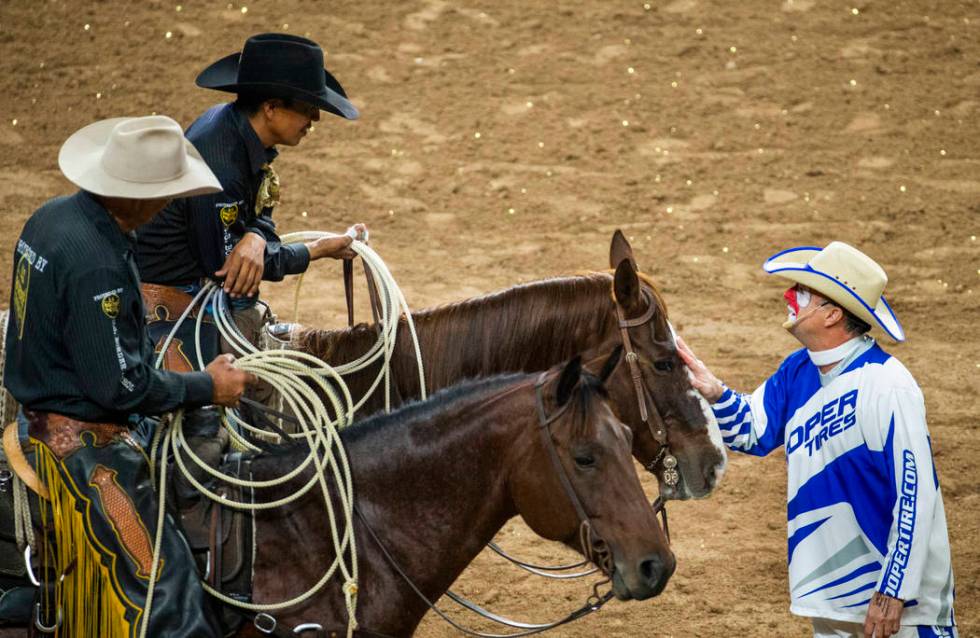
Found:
[800,560,882,598]
[827,580,877,601]
[712,389,740,418]
[719,402,751,427]
[843,597,873,608]
[719,421,752,442]
[787,443,894,555]
[765,349,821,436]
[788,516,830,563]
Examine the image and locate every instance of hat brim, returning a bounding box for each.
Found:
[763,246,905,342]
[196,53,360,120]
[58,118,222,199]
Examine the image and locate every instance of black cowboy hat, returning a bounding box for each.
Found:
[196,33,359,120]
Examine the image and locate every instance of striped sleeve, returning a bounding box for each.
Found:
[711,374,789,457]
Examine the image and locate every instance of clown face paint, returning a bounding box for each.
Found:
[783,285,812,324]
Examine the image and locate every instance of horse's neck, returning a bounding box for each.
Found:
[251,384,532,635]
[349,395,526,614]
[403,275,613,391]
[301,275,612,386]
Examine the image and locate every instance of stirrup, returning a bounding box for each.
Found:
[34,602,62,633]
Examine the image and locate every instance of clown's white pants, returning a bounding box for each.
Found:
[812,618,957,638]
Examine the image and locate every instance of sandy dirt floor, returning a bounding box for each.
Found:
[0,0,977,636]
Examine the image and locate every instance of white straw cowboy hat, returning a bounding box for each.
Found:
[763,241,905,342]
[58,115,221,198]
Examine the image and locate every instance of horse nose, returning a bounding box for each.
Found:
[638,551,676,596]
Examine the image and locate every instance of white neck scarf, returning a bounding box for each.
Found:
[807,336,865,367]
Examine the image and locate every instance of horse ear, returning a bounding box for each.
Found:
[556,355,583,406]
[609,230,638,271]
[613,258,641,309]
[598,346,623,385]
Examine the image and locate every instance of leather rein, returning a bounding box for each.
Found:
[615,288,677,540]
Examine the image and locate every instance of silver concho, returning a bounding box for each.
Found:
[662,455,679,486]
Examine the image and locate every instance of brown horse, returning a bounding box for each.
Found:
[292,232,726,500]
[237,354,674,636]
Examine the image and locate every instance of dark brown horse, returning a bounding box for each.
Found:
[292,232,726,500]
[239,355,674,636]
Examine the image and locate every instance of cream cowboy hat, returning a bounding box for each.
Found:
[763,241,905,342]
[58,115,221,198]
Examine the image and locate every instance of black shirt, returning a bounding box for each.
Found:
[136,103,310,287]
[4,191,213,423]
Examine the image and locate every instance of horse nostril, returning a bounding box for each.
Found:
[639,554,664,587]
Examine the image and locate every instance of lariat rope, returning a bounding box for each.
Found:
[281,231,427,414]
[140,236,426,638]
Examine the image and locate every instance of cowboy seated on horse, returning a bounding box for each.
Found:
[3,115,253,636]
[136,33,368,374]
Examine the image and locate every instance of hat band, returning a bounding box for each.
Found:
[777,265,883,317]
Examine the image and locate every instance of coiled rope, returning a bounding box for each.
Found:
[140,236,425,638]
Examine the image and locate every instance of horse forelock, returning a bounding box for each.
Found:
[635,271,669,319]
[562,371,611,440]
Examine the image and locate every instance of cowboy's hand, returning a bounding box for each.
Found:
[216,232,266,298]
[307,224,366,261]
[205,354,256,407]
[675,335,725,403]
[864,591,903,638]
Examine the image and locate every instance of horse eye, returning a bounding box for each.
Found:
[574,454,596,468]
[653,359,674,372]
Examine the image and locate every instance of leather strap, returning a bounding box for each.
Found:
[613,290,680,488]
[615,290,664,441]
[2,422,47,499]
[23,411,129,460]
[343,259,355,327]
[141,283,210,324]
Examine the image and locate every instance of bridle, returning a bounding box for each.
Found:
[615,288,678,538]
[532,373,615,579]
[615,289,680,486]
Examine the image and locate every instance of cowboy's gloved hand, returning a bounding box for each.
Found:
[864,592,904,638]
[216,232,265,298]
[675,335,725,403]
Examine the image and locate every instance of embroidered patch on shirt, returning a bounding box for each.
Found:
[13,253,31,339]
[217,201,241,228]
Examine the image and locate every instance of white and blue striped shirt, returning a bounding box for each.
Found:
[712,338,955,627]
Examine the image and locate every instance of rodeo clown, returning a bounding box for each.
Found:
[136,33,367,366]
[3,115,252,637]
[677,242,956,638]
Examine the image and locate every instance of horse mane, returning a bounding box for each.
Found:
[342,373,525,442]
[256,369,610,467]
[294,271,669,386]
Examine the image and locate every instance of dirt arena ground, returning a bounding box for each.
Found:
[1,0,977,636]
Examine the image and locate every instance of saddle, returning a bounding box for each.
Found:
[177,453,255,612]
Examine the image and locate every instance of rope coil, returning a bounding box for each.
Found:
[141,237,425,638]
